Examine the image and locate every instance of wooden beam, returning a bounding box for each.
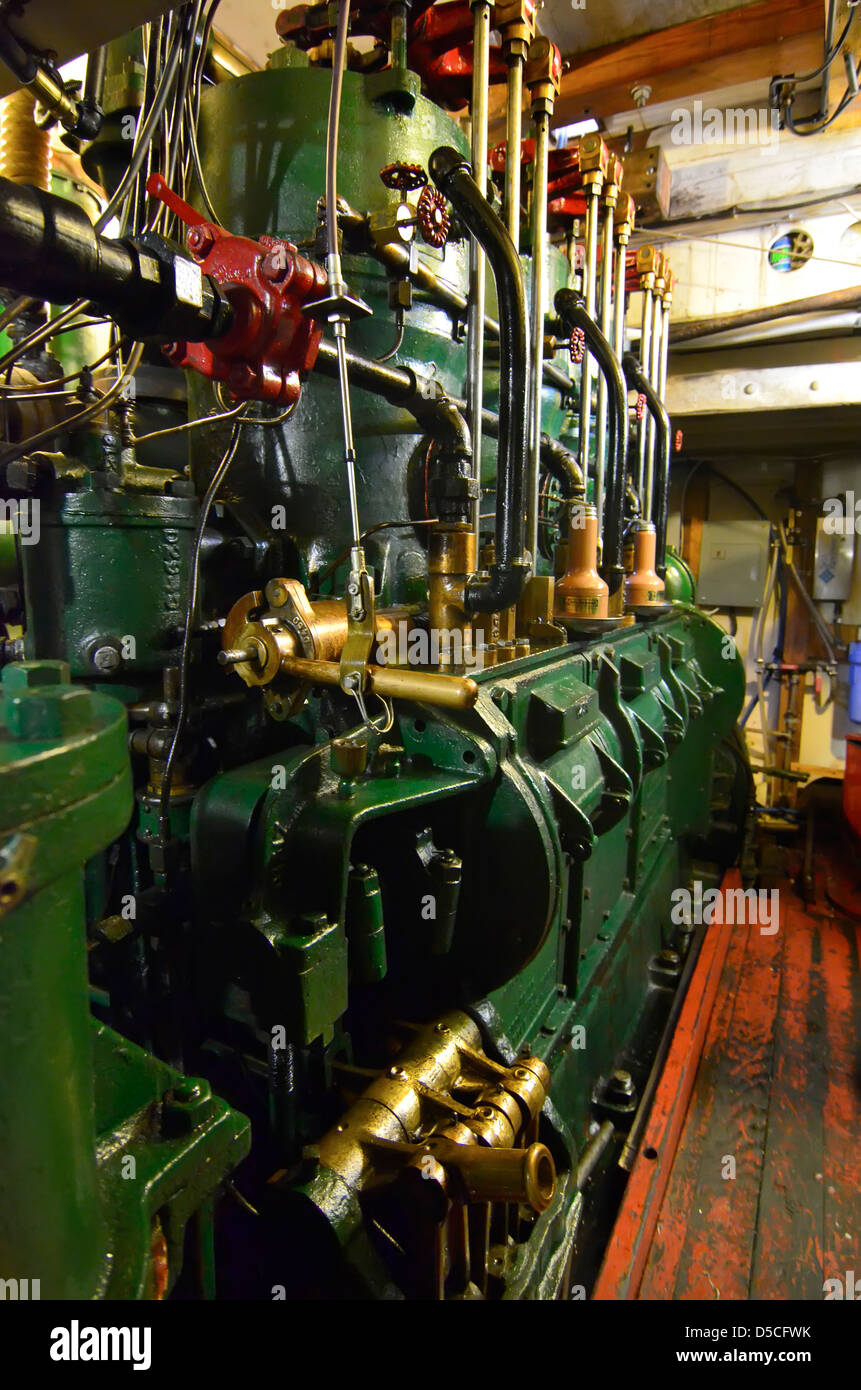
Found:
[550,0,824,126]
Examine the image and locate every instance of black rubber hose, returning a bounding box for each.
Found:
[623,354,671,579]
[429,145,529,614]
[555,289,627,594]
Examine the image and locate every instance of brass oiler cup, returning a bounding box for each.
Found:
[624,520,666,607]
[554,502,609,620]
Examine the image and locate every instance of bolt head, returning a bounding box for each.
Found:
[92,645,121,673]
[187,225,215,259]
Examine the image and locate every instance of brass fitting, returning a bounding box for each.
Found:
[603,154,623,211]
[615,192,636,244]
[524,36,561,110]
[578,132,610,195]
[314,1012,554,1210]
[555,502,609,620]
[428,523,478,671]
[496,0,537,56]
[636,244,659,290]
[220,579,479,712]
[625,520,666,608]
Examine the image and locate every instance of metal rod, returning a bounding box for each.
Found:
[613,243,628,380]
[635,283,653,497]
[594,191,615,538]
[578,186,600,487]
[527,107,549,562]
[389,1,408,69]
[466,0,491,539]
[324,0,361,551]
[504,55,523,246]
[644,288,663,520]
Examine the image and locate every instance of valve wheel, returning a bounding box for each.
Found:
[417,185,450,248]
[380,161,428,193]
[569,326,586,365]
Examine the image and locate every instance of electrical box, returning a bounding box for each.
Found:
[813,517,854,601]
[697,520,772,607]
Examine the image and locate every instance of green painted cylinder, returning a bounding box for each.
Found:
[194,61,470,603]
[0,661,132,1297]
[21,489,197,678]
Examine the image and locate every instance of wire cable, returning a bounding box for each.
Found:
[158,419,242,838]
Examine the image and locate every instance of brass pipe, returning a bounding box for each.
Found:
[280,654,479,711]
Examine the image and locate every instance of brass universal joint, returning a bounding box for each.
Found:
[636,243,659,292]
[578,132,610,195]
[524,36,561,112]
[616,192,636,245]
[603,155,623,211]
[496,0,537,58]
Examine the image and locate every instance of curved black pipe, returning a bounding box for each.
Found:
[623,354,671,579]
[554,289,627,595]
[315,341,579,523]
[430,145,529,614]
[315,339,471,455]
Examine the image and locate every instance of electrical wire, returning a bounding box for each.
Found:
[779,3,859,137]
[158,420,242,838]
[0,343,144,470]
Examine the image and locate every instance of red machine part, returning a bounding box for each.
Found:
[409,1,508,109]
[417,184,450,246]
[275,1,436,49]
[275,1,508,109]
[147,174,328,407]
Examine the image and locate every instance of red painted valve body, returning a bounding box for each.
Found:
[147,174,328,407]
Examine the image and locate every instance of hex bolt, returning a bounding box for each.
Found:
[606,1069,635,1101]
[92,645,121,673]
[265,579,289,608]
[187,225,215,259]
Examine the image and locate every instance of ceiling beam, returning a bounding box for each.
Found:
[546,0,825,127]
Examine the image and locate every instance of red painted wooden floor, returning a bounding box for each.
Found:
[636,859,861,1300]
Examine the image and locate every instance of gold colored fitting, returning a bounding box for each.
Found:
[496,0,537,52]
[625,520,666,608]
[555,503,609,620]
[428,522,478,672]
[603,155,623,210]
[315,1013,555,1213]
[578,132,610,196]
[615,192,636,243]
[524,36,561,107]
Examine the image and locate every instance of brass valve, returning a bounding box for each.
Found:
[220,580,479,714]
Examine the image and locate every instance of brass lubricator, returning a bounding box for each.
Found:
[555,502,610,620]
[294,1012,556,1300]
[220,578,479,715]
[625,519,666,608]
